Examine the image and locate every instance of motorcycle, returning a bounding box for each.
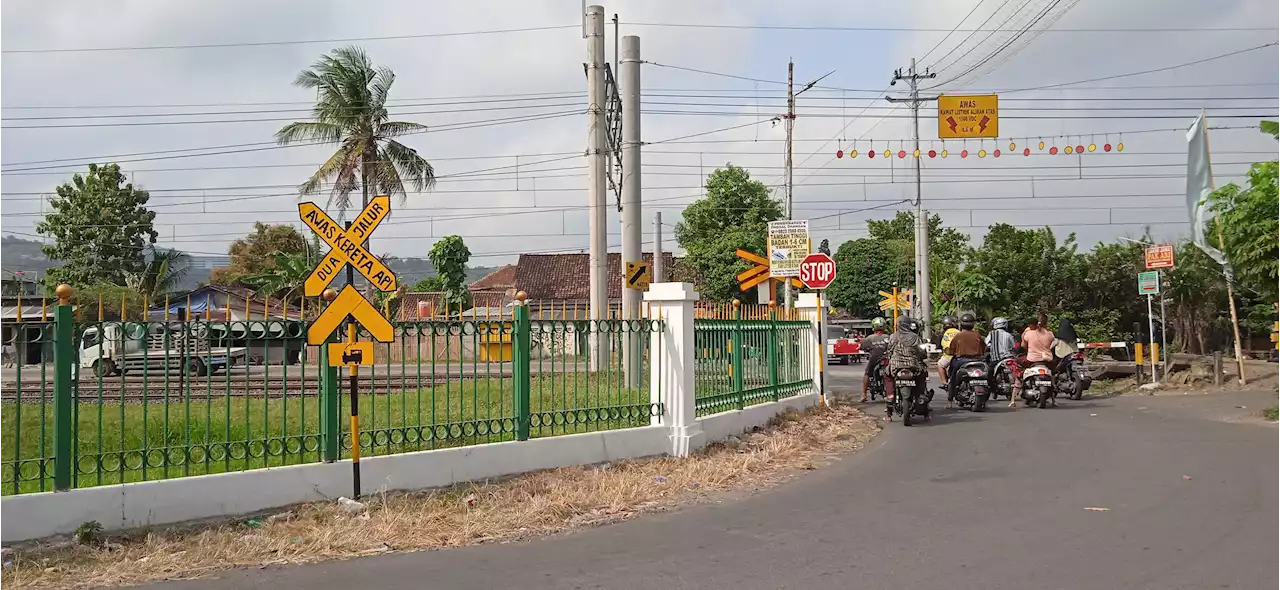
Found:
[867,358,888,401]
[989,356,1019,401]
[1054,352,1091,400]
[1020,363,1055,408]
[886,367,933,426]
[950,360,991,412]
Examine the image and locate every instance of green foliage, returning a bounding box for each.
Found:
[428,235,472,311]
[76,283,145,321]
[867,211,969,265]
[409,276,445,292]
[1260,120,1278,139]
[243,251,313,302]
[1208,160,1279,305]
[825,238,908,319]
[211,223,308,285]
[277,45,435,212]
[74,520,103,545]
[36,163,158,287]
[123,247,191,300]
[674,165,784,302]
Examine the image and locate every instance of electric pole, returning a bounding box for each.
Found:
[620,34,642,386]
[585,5,607,368]
[885,58,937,339]
[783,60,795,309]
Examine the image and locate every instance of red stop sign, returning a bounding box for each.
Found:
[799,253,836,289]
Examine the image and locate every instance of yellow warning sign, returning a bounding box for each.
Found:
[625,261,651,290]
[300,196,398,297]
[308,285,394,345]
[937,94,999,139]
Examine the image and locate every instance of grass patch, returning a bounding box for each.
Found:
[1,374,651,495]
[1262,405,1278,421]
[1,400,879,589]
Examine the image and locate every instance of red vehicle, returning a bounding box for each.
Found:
[826,326,863,365]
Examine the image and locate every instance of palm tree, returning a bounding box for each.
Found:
[124,247,191,300]
[276,46,436,213]
[244,251,312,303]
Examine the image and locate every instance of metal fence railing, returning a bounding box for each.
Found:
[692,303,815,417]
[1,295,663,495]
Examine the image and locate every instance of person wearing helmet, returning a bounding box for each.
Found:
[859,316,891,402]
[936,315,961,385]
[945,312,987,403]
[886,317,929,403]
[986,316,1021,401]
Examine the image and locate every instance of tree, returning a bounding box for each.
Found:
[1208,161,1278,307]
[243,251,312,302]
[36,163,157,286]
[674,165,784,302]
[409,276,445,292]
[123,247,191,300]
[826,238,910,319]
[276,46,436,214]
[211,223,308,284]
[866,211,969,265]
[428,235,472,311]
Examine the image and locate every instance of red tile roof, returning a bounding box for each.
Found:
[468,264,517,292]
[514,252,676,301]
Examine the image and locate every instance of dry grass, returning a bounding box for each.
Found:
[2,399,880,589]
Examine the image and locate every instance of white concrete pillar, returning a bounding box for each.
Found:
[644,282,704,457]
[795,292,827,398]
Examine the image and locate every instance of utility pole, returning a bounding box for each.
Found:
[653,212,664,284]
[885,58,938,339]
[585,5,607,369]
[620,34,643,386]
[783,60,795,310]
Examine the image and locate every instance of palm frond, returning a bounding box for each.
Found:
[275,121,344,145]
[382,139,436,193]
[377,121,428,139]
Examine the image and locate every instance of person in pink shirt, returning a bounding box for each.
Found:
[1012,312,1056,407]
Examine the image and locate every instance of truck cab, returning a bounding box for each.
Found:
[79,322,247,378]
[826,326,862,365]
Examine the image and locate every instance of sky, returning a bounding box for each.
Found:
[1,0,1277,269]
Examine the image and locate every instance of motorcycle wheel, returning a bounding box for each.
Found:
[902,392,914,426]
[973,391,989,412]
[1071,375,1084,400]
[1038,388,1049,409]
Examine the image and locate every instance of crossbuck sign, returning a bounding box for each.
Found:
[299,197,397,346]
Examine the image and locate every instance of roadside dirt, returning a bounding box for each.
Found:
[1,399,881,589]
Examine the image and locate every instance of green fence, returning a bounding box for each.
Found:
[0,300,662,495]
[692,308,814,417]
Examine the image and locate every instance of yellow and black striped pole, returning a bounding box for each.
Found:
[347,320,361,499]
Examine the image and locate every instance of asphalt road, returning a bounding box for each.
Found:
[149,378,1277,590]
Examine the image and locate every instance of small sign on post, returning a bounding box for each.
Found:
[937,94,999,139]
[799,253,836,290]
[1144,244,1175,269]
[624,261,651,290]
[1137,271,1161,295]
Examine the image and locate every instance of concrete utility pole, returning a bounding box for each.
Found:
[783,61,795,310]
[586,5,607,367]
[885,58,938,339]
[653,212,663,284]
[620,34,643,386]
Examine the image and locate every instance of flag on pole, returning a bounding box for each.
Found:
[1185,113,1233,276]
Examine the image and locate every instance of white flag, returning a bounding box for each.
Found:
[1185,114,1233,274]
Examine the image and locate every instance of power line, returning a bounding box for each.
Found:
[2,25,580,55]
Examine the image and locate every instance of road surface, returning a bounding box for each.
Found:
[148,376,1277,590]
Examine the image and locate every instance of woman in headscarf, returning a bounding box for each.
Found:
[1053,317,1079,361]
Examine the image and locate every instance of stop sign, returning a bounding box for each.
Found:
[799,253,836,289]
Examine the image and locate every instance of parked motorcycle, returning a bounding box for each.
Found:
[1054,352,1091,400]
[886,367,932,425]
[950,360,990,412]
[1020,363,1055,408]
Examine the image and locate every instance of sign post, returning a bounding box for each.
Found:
[937,94,999,139]
[878,286,912,329]
[799,253,836,404]
[301,198,398,500]
[1138,271,1161,383]
[767,220,810,308]
[1144,244,1175,369]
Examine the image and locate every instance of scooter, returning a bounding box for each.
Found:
[951,360,991,412]
[1054,351,1091,400]
[886,367,933,426]
[1020,363,1055,408]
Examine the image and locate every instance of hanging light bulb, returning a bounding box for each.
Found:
[928,149,937,158]
[1023,148,1030,156]
[850,148,858,158]
[1049,146,1059,155]
[994,149,1001,157]
[837,149,844,159]
[1088,136,1097,152]
[913,149,920,158]
[1009,141,1016,151]
[941,149,948,158]
[978,149,987,158]
[1065,145,1074,154]
[1076,144,1085,154]
[961,149,969,158]
[1038,139,1045,150]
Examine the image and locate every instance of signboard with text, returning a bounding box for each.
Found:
[766,220,810,278]
[937,94,999,139]
[799,253,836,289]
[1138,271,1161,296]
[1144,244,1175,269]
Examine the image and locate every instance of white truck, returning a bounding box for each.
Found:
[79,323,248,378]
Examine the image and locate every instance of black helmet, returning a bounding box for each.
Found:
[900,317,922,334]
[941,315,958,329]
[959,312,976,329]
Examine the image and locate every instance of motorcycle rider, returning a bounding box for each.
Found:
[1052,318,1080,364]
[859,317,891,403]
[985,316,1021,398]
[887,317,929,410]
[936,316,960,386]
[1017,312,1057,407]
[945,312,987,405]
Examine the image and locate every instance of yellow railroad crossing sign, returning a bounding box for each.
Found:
[308,285,394,345]
[735,248,802,292]
[300,196,398,297]
[625,261,651,290]
[877,289,912,312]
